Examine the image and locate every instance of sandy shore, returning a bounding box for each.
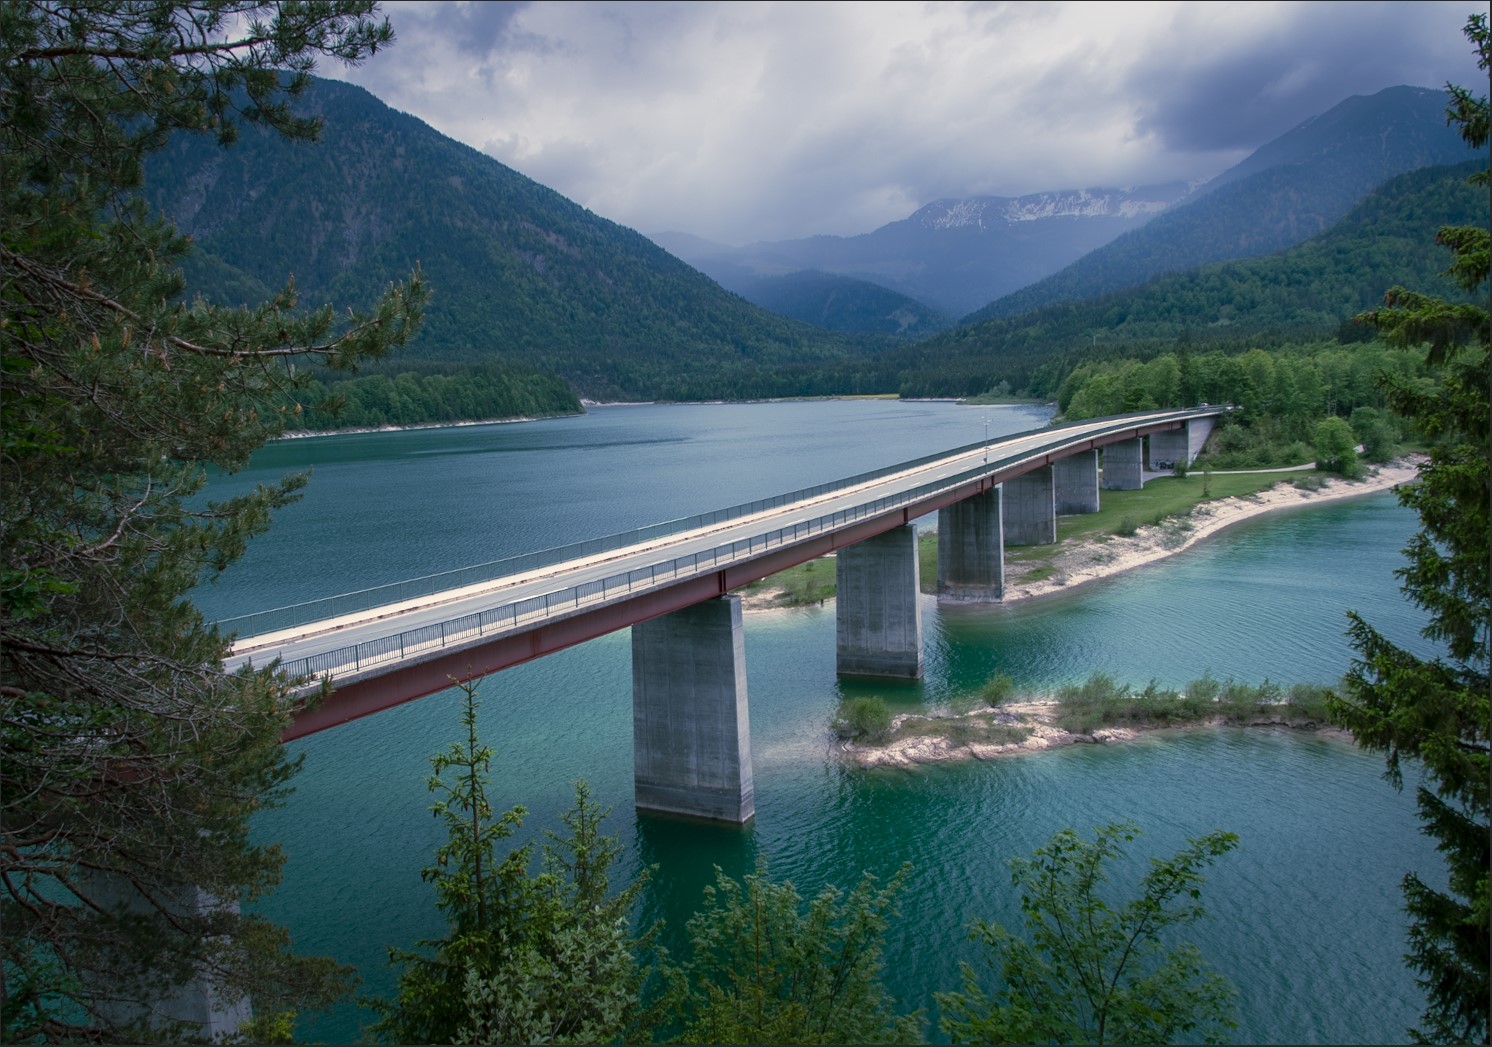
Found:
[743,456,1420,610]
[998,457,1422,603]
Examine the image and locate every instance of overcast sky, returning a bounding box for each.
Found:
[325,1,1486,245]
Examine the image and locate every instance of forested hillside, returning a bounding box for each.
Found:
[726,271,953,336]
[971,86,1475,321]
[874,160,1487,398]
[142,77,880,402]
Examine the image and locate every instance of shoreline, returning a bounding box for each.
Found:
[997,457,1421,603]
[272,393,1007,440]
[839,699,1351,770]
[742,457,1421,610]
[275,411,578,441]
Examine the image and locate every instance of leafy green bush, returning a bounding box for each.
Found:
[1314,416,1362,478]
[1114,515,1141,537]
[1054,673,1337,732]
[980,673,1017,707]
[1349,406,1400,463]
[833,696,893,742]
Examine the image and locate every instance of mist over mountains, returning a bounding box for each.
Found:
[661,86,1475,328]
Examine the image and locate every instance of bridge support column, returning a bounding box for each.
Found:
[937,486,1004,601]
[837,524,922,678]
[1149,426,1190,470]
[632,595,754,823]
[1054,450,1100,514]
[1102,438,1144,490]
[86,873,251,1039]
[1003,467,1056,545]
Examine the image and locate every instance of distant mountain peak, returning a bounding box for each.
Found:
[912,185,1185,234]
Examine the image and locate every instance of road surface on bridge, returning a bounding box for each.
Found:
[224,407,1223,736]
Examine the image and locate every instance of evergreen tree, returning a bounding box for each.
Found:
[664,861,923,1044]
[0,3,424,1039]
[367,682,651,1045]
[1331,16,1491,1043]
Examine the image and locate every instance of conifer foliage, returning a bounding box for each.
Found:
[366,682,651,1045]
[0,3,424,1039]
[1332,15,1491,1044]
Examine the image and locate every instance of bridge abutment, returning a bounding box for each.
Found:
[1151,418,1217,470]
[1003,467,1056,545]
[937,486,1004,601]
[632,595,754,823]
[1054,450,1100,514]
[1186,417,1217,461]
[1102,438,1144,490]
[836,524,923,678]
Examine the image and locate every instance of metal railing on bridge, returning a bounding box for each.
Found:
[249,408,1221,684]
[216,422,1012,636]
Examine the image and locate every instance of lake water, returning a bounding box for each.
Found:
[199,401,1439,1044]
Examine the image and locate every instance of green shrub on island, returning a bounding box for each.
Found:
[833,696,893,742]
[980,673,1017,707]
[1053,673,1335,733]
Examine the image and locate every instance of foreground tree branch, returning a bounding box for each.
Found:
[1,2,425,1040]
[1331,15,1491,1044]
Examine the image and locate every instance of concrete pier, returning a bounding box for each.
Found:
[1186,417,1217,461]
[1102,438,1144,490]
[1003,467,1056,546]
[1054,450,1100,514]
[937,486,1004,600]
[1151,418,1217,469]
[86,875,251,1040]
[632,595,754,823]
[1148,426,1189,470]
[836,524,923,678]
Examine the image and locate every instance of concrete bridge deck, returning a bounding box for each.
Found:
[225,407,1226,748]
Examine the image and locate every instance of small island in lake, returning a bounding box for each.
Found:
[834,674,1345,770]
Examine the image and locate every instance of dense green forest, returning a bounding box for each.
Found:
[143,77,882,402]
[1054,340,1417,469]
[284,361,581,431]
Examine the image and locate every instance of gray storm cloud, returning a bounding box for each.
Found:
[331,0,1484,244]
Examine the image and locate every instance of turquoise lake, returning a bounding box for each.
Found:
[196,401,1440,1043]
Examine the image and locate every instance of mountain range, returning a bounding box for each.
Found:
[661,86,1475,327]
[652,182,1190,321]
[142,78,867,401]
[141,77,1480,403]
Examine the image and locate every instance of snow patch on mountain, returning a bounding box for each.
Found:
[925,199,991,230]
[919,188,1177,232]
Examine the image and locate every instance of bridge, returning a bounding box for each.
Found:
[224,406,1227,822]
